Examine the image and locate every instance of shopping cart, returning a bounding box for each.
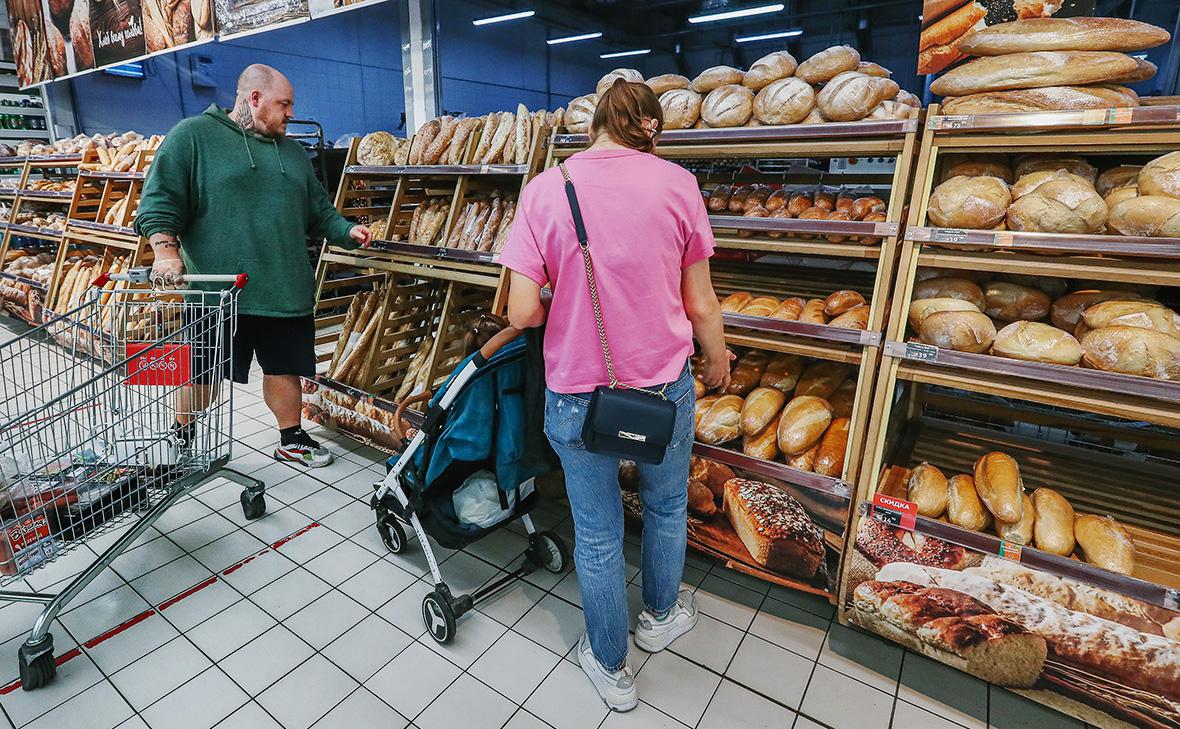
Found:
[0,268,266,690]
[372,327,569,644]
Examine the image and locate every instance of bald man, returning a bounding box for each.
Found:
[136,64,371,468]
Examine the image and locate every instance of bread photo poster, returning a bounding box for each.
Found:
[88,0,145,69]
[214,0,307,39]
[307,0,375,20]
[918,0,1097,75]
[5,0,54,86]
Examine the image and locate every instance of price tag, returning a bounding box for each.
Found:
[1108,108,1134,125]
[1165,589,1180,611]
[871,493,918,531]
[1080,109,1107,126]
[904,342,939,362]
[932,228,970,243]
[998,541,1023,562]
[993,232,1015,248]
[930,115,971,131]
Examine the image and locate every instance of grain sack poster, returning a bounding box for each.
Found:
[918,0,1097,75]
[5,0,55,87]
[88,0,146,69]
[214,0,307,39]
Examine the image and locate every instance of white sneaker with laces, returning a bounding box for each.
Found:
[577,633,638,712]
[633,588,698,653]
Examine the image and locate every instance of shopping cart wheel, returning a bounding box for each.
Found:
[422,590,456,645]
[18,634,55,690]
[240,490,266,521]
[526,531,570,574]
[375,511,407,553]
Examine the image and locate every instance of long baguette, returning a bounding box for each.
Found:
[328,294,364,375]
[513,104,530,165]
[930,51,1140,96]
[447,202,474,248]
[422,116,456,165]
[331,291,377,378]
[492,200,516,253]
[481,112,514,165]
[471,115,495,163]
[337,306,382,385]
[959,18,1170,55]
[476,197,504,252]
[395,335,435,402]
[919,2,986,51]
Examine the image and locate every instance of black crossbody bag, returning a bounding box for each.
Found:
[558,161,677,465]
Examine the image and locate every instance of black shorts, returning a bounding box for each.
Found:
[190,313,316,385]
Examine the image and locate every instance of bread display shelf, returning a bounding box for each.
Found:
[692,442,852,500]
[6,223,63,240]
[712,235,883,259]
[10,155,84,165]
[908,226,1180,259]
[0,269,47,292]
[367,239,497,265]
[725,312,881,347]
[553,119,919,147]
[68,220,138,239]
[927,105,1180,133]
[78,170,145,180]
[345,164,531,177]
[16,190,73,203]
[710,214,898,238]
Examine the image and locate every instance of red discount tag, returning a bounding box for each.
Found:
[871,492,918,531]
[126,343,192,386]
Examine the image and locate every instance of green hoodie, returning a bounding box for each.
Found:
[135,103,355,317]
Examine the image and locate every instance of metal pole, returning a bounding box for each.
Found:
[399,0,440,133]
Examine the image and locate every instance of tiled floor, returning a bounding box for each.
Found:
[0,319,1098,729]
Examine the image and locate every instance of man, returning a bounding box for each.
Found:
[136,64,371,468]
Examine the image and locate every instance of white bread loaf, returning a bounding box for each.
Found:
[992,321,1082,365]
[752,77,814,125]
[743,51,797,90]
[944,158,1014,184]
[660,89,703,130]
[565,93,598,133]
[691,65,744,93]
[596,68,643,96]
[930,52,1140,96]
[1050,290,1148,331]
[958,17,1171,55]
[1104,185,1140,209]
[817,71,888,122]
[1107,196,1180,238]
[646,73,690,96]
[895,90,921,108]
[940,85,1139,115]
[1015,155,1098,183]
[867,101,917,120]
[799,108,826,124]
[927,176,1011,229]
[919,310,997,353]
[1006,179,1107,234]
[701,84,754,127]
[908,297,981,331]
[1010,169,1091,200]
[796,45,860,84]
[1081,300,1180,339]
[1096,165,1141,197]
[1081,325,1180,380]
[857,61,891,78]
[913,277,987,310]
[984,281,1051,322]
[1137,151,1180,200]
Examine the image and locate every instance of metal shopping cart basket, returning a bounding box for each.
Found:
[0,268,267,690]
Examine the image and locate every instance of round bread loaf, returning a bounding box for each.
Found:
[1011,169,1092,200]
[985,281,1052,322]
[867,101,916,120]
[660,89,703,130]
[1096,165,1142,197]
[895,90,922,108]
[596,68,643,96]
[1081,325,1180,379]
[927,176,1011,229]
[878,78,900,99]
[691,65,744,93]
[857,61,891,78]
[1007,179,1108,234]
[1138,151,1180,199]
[913,277,986,310]
[799,108,826,124]
[929,52,1140,97]
[943,158,1014,184]
[817,71,888,122]
[1104,185,1140,208]
[753,77,814,125]
[796,45,861,84]
[907,462,948,518]
[1108,195,1180,237]
[992,321,1083,365]
[357,131,399,166]
[919,310,997,353]
[1050,290,1147,331]
[565,93,598,133]
[743,51,797,90]
[908,297,981,331]
[1081,300,1180,339]
[646,73,690,96]
[702,84,754,127]
[1015,155,1098,184]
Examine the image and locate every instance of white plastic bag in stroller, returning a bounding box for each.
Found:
[452,471,535,529]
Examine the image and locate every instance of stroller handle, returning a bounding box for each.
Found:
[476,326,524,365]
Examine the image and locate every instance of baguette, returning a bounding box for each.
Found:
[1075,514,1136,575]
[1031,488,1075,556]
[919,2,986,50]
[973,452,1024,524]
[930,52,1140,97]
[422,116,456,165]
[813,416,849,477]
[481,112,514,165]
[776,395,833,456]
[917,37,967,77]
[492,200,516,253]
[513,104,530,165]
[472,115,495,163]
[407,118,439,165]
[958,18,1171,56]
[476,197,504,252]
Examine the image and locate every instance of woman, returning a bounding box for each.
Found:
[500,79,730,712]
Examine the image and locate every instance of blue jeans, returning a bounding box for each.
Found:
[544,363,695,672]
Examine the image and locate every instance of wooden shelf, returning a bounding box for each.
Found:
[78,170,145,180]
[345,164,530,177]
[908,226,1180,259]
[926,105,1180,133]
[725,312,880,347]
[692,442,852,500]
[366,239,497,265]
[712,214,897,239]
[553,119,919,147]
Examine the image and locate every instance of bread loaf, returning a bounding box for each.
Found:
[691,66,744,93]
[867,101,916,121]
[723,479,824,578]
[857,61,891,78]
[908,463,949,518]
[919,311,997,353]
[356,131,399,166]
[788,444,819,472]
[908,297,981,330]
[830,306,869,331]
[817,72,888,122]
[707,186,733,213]
[1051,290,1146,331]
[660,89,703,130]
[912,277,986,310]
[770,297,805,321]
[1010,169,1091,200]
[1103,184,1140,209]
[1031,488,1075,556]
[984,282,1051,323]
[1075,514,1135,574]
[997,494,1036,545]
[752,78,815,125]
[973,452,1024,524]
[739,296,779,318]
[930,52,1140,96]
[958,18,1170,55]
[851,196,886,220]
[814,417,850,477]
[701,85,754,128]
[690,457,736,500]
[992,321,1083,365]
[743,51,797,90]
[1081,300,1180,339]
[565,94,598,133]
[1108,195,1180,237]
[1014,155,1098,184]
[927,176,1011,230]
[940,85,1139,115]
[828,380,856,418]
[796,45,860,84]
[741,387,787,436]
[1096,165,1142,197]
[799,298,827,325]
[760,353,805,393]
[596,68,643,96]
[947,474,992,531]
[743,416,781,461]
[721,292,753,313]
[1137,151,1180,200]
[726,363,764,397]
[944,159,1014,184]
[776,395,833,456]
[1006,179,1107,234]
[696,395,744,444]
[1081,325,1180,379]
[646,73,690,96]
[787,192,814,217]
[795,362,850,399]
[824,290,866,317]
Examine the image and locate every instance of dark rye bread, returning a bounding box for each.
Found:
[855,516,968,570]
[722,478,824,579]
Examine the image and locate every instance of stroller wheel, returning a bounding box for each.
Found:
[422,590,457,644]
[375,511,407,554]
[528,531,570,574]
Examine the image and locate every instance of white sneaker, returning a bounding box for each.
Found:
[576,633,638,712]
[633,589,698,653]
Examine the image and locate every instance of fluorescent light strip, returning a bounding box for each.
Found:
[736,28,803,42]
[547,31,603,45]
[600,48,651,58]
[689,3,784,24]
[472,9,534,26]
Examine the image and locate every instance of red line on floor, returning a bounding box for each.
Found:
[0,520,321,694]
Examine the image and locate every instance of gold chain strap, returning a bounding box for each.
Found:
[559,162,668,400]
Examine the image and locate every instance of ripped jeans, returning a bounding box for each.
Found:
[543,362,695,672]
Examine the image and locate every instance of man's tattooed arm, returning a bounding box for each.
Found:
[232,100,255,132]
[150,232,180,254]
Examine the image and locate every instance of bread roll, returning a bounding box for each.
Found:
[867,100,917,121]
[1032,488,1075,556]
[743,415,781,461]
[828,380,856,418]
[796,45,861,84]
[948,475,992,531]
[912,277,986,310]
[727,363,765,397]
[851,197,886,220]
[930,52,1140,97]
[566,94,598,133]
[760,353,805,393]
[997,494,1036,546]
[927,176,1011,230]
[974,452,1024,524]
[1105,185,1141,210]
[817,72,888,122]
[701,85,754,128]
[814,417,850,478]
[721,292,753,313]
[697,395,744,444]
[795,362,850,399]
[1014,156,1098,184]
[907,462,949,518]
[940,86,1140,115]
[660,89,703,130]
[776,396,833,456]
[799,298,827,325]
[787,444,819,472]
[743,51,797,90]
[1096,166,1142,197]
[752,78,815,125]
[824,290,866,317]
[1051,290,1145,331]
[770,297,805,321]
[1082,300,1180,339]
[707,186,733,213]
[646,73,690,96]
[984,282,1051,323]
[1107,195,1180,237]
[1079,324,1176,379]
[691,65,744,93]
[741,387,787,436]
[1075,514,1135,575]
[728,186,753,213]
[597,68,643,96]
[857,61,891,78]
[919,311,997,353]
[944,159,1014,184]
[1137,151,1180,200]
[908,297,981,331]
[830,306,869,331]
[1010,169,1092,200]
[992,321,1083,365]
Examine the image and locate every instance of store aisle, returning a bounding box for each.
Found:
[0,320,1095,729]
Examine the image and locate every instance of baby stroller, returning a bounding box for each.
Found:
[370,327,570,644]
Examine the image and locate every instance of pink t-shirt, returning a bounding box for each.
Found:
[500,148,715,394]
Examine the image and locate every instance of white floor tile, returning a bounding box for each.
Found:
[85,611,182,674]
[725,634,814,710]
[110,539,186,583]
[166,513,239,553]
[895,700,974,729]
[322,614,413,683]
[128,556,214,606]
[242,507,316,547]
[262,472,328,508]
[464,529,529,569]
[60,584,150,637]
[636,650,722,727]
[312,687,409,729]
[365,641,461,721]
[190,531,267,574]
[699,678,797,729]
[139,666,249,729]
[523,660,608,729]
[420,608,507,669]
[214,701,283,729]
[249,568,330,620]
[285,590,368,649]
[219,624,315,696]
[801,664,893,729]
[291,488,357,522]
[692,573,764,631]
[217,548,297,595]
[476,579,547,628]
[470,630,562,706]
[514,594,584,657]
[374,580,434,639]
[1,652,104,726]
[503,710,554,729]
[429,551,501,596]
[271,522,344,563]
[417,674,516,729]
[22,680,133,729]
[748,596,830,661]
[151,498,215,534]
[158,578,240,632]
[600,702,691,728]
[109,636,212,710]
[767,585,836,621]
[257,654,360,729]
[319,501,377,539]
[551,569,583,607]
[818,623,903,694]
[898,653,988,729]
[186,598,276,662]
[337,558,417,610]
[195,480,249,512]
[665,612,744,674]
[304,540,381,586]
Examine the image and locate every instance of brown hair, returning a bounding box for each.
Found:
[589,78,664,153]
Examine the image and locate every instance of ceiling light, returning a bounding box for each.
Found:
[600,48,651,58]
[472,9,534,26]
[547,31,603,45]
[688,3,784,24]
[735,28,802,42]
